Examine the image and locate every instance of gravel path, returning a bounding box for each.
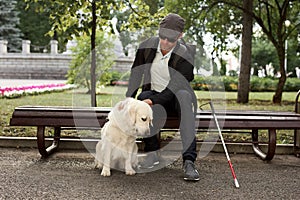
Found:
[0,147,299,200]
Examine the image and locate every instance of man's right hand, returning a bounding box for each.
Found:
[143,99,153,106]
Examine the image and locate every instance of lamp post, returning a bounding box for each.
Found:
[284,20,291,73]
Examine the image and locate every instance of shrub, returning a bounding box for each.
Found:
[67,31,116,92]
[222,76,238,91]
[284,78,300,91]
[192,75,299,92]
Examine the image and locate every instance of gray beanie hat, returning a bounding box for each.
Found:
[159,13,185,33]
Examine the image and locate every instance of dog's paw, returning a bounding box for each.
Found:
[94,161,103,169]
[101,168,111,176]
[125,169,136,175]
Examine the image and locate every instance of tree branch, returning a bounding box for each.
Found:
[123,0,142,16]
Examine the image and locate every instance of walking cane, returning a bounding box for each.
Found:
[201,101,240,188]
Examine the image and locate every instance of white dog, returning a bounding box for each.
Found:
[95,98,153,176]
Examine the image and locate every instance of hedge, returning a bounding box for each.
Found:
[102,71,299,92]
[191,76,300,92]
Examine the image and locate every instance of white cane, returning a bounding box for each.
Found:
[208,101,240,188]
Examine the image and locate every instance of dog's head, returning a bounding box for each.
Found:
[127,100,153,136]
[109,98,153,136]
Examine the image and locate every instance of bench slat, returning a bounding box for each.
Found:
[10,106,300,129]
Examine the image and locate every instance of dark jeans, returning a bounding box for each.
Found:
[137,90,197,162]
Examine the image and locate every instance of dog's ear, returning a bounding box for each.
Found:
[127,104,137,126]
[117,98,131,111]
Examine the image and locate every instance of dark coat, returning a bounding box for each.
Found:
[126,36,196,108]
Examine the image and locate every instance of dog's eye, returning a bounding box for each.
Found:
[141,117,147,122]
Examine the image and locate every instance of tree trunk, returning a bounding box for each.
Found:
[272,44,286,104]
[237,0,253,103]
[91,1,97,107]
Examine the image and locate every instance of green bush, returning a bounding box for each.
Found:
[222,76,238,91]
[284,78,300,91]
[250,76,277,92]
[97,71,131,86]
[191,76,224,91]
[191,75,300,92]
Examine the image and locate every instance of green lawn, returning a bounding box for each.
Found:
[1,87,298,144]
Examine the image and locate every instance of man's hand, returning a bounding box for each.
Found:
[143,99,153,106]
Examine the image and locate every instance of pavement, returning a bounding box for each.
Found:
[0,79,67,88]
[0,147,299,200]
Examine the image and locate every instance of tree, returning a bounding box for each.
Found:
[17,0,52,52]
[25,0,119,106]
[237,0,253,104]
[204,0,300,104]
[252,37,279,76]
[0,0,23,52]
[251,0,299,103]
[164,0,244,75]
[68,31,115,92]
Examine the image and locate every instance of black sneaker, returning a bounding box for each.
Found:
[183,160,200,181]
[139,151,160,169]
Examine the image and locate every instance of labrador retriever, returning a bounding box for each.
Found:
[95,98,153,176]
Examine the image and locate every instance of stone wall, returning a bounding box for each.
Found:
[0,40,133,80]
[0,53,71,79]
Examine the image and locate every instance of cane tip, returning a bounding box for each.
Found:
[234,179,240,188]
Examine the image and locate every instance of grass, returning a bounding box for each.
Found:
[1,86,298,144]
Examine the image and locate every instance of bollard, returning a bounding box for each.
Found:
[50,40,58,54]
[22,40,31,54]
[0,40,8,54]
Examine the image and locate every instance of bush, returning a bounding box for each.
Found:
[191,76,224,91]
[99,71,131,86]
[222,76,238,91]
[250,77,274,92]
[284,78,300,91]
[191,75,300,92]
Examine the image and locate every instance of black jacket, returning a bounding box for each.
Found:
[126,36,196,107]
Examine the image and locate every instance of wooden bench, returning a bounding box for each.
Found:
[9,90,300,160]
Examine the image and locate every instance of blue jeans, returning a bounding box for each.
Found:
[137,90,197,162]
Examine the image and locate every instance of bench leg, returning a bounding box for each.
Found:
[252,129,276,161]
[294,129,300,157]
[37,126,61,158]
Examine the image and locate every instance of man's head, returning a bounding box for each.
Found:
[159,13,185,51]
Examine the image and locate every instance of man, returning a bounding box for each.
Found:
[125,13,199,181]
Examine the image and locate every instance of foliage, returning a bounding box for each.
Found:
[284,78,300,92]
[0,0,23,52]
[197,0,300,104]
[122,0,166,31]
[250,76,277,92]
[16,0,52,52]
[251,37,279,76]
[67,31,115,92]
[192,76,300,92]
[24,0,120,52]
[100,71,131,86]
[286,38,300,76]
[22,0,299,104]
[165,0,242,59]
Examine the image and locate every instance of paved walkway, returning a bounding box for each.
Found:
[0,147,299,200]
[0,79,66,88]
